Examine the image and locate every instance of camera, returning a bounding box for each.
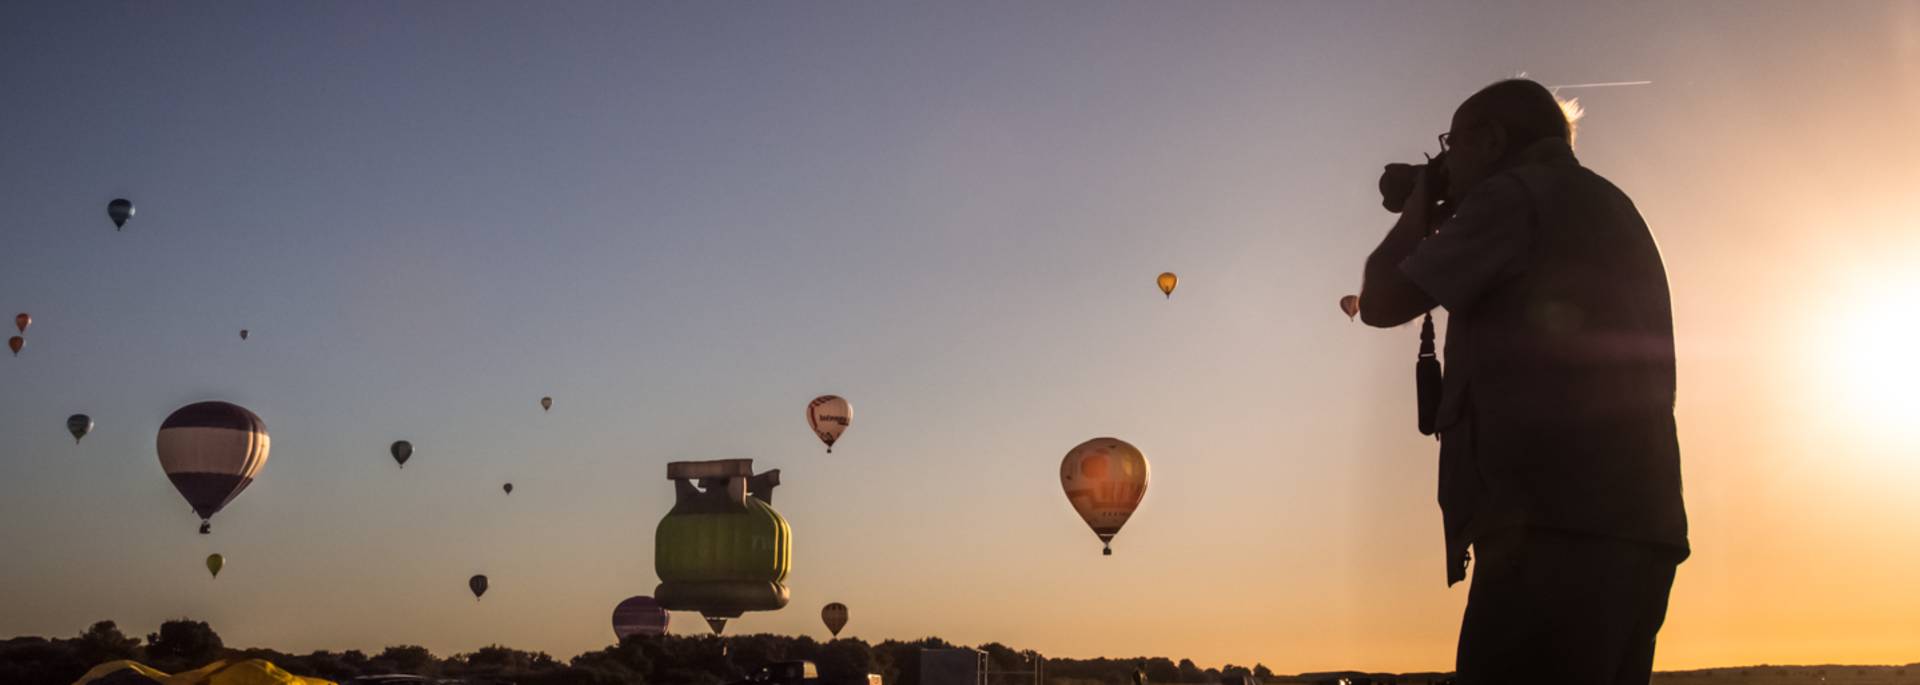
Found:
[1378,152,1450,214]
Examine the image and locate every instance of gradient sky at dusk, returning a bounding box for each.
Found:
[3,1,1917,674]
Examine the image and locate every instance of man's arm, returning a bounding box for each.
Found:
[1360,173,1439,327]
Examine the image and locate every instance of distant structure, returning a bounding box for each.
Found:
[920,648,987,685]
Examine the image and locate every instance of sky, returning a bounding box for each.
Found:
[2,0,1918,675]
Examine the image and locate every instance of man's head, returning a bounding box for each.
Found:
[1442,79,1576,201]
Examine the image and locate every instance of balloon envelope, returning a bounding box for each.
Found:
[14,313,28,334]
[390,440,413,468]
[541,396,552,412]
[612,596,671,640]
[239,329,249,340]
[206,554,224,578]
[502,482,513,494]
[821,602,849,637]
[108,199,134,229]
[1060,437,1149,555]
[1339,295,1361,321]
[805,395,852,452]
[67,414,93,443]
[469,574,488,599]
[8,336,21,356]
[1157,272,1177,298]
[157,401,270,534]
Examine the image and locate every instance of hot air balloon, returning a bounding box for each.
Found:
[821,602,849,638]
[655,459,791,635]
[206,554,224,578]
[470,574,489,600]
[1339,295,1361,321]
[67,414,93,443]
[108,199,135,230]
[502,482,513,495]
[390,440,413,468]
[612,596,671,641]
[805,395,851,453]
[8,336,22,356]
[239,329,249,340]
[157,401,270,534]
[1157,272,1177,298]
[14,313,28,334]
[541,396,553,412]
[1060,437,1149,556]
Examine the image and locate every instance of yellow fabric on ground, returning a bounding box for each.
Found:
[71,660,170,684]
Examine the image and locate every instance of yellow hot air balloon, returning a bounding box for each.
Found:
[1059,437,1149,555]
[1156,273,1177,298]
[206,553,224,578]
[1339,294,1361,321]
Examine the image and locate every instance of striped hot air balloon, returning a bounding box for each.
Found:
[157,401,269,534]
[612,596,671,641]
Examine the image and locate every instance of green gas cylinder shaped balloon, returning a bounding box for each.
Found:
[654,459,791,634]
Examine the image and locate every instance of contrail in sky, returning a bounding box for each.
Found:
[1549,80,1653,92]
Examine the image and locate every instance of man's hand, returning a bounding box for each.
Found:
[1360,167,1439,327]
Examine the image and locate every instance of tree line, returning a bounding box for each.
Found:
[0,618,1310,685]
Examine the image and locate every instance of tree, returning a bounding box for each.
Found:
[1142,657,1179,683]
[74,621,142,665]
[376,644,437,674]
[1177,659,1205,682]
[1254,664,1274,679]
[145,619,225,671]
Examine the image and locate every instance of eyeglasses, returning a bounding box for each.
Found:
[1438,131,1454,153]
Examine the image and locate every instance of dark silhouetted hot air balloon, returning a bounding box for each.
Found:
[821,602,848,638]
[502,482,513,495]
[1060,437,1149,556]
[239,329,249,341]
[1339,295,1361,321]
[655,459,790,635]
[390,440,413,468]
[8,336,22,356]
[108,199,134,229]
[157,401,270,534]
[206,554,224,578]
[14,313,28,334]
[1157,272,1177,298]
[541,396,553,412]
[67,414,93,443]
[805,395,851,453]
[612,596,671,640]
[470,574,489,600]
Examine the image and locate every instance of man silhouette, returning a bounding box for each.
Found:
[1358,79,1689,683]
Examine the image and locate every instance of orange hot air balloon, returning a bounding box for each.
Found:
[1339,295,1360,321]
[1059,437,1149,555]
[14,313,28,334]
[1156,273,1177,298]
[8,336,22,356]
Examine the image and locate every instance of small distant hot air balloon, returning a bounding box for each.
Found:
[821,602,849,638]
[108,199,135,230]
[239,329,249,340]
[14,313,28,334]
[157,401,270,534]
[1157,272,1177,298]
[541,396,553,412]
[1340,295,1361,321]
[1060,437,1150,556]
[613,596,671,641]
[390,440,413,468]
[67,414,93,443]
[206,554,224,578]
[806,395,852,453]
[9,336,23,356]
[470,574,489,600]
[502,482,513,495]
